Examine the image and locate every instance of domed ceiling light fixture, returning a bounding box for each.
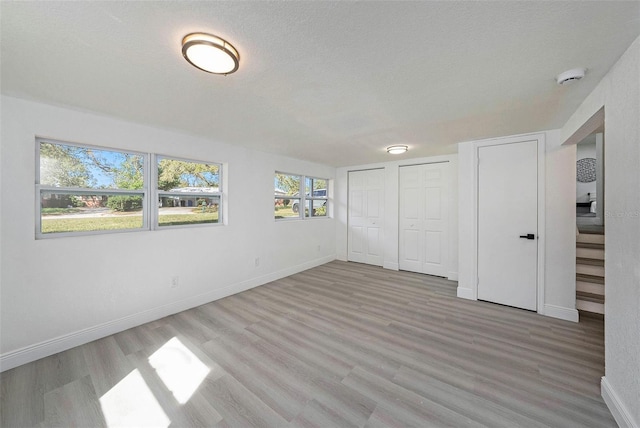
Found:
[182,33,239,75]
[387,145,408,154]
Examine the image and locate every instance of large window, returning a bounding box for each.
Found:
[36,138,224,238]
[156,156,221,227]
[37,139,147,237]
[275,173,329,220]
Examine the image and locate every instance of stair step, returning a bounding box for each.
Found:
[577,291,605,304]
[577,257,604,267]
[576,242,604,250]
[577,225,604,234]
[576,281,604,295]
[576,299,604,314]
[576,273,605,284]
[577,233,605,245]
[576,247,604,260]
[579,311,604,320]
[576,264,605,277]
[576,223,605,318]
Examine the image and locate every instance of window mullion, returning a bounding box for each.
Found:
[145,153,158,230]
[37,187,145,196]
[300,176,305,219]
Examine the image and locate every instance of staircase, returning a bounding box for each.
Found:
[576,227,605,317]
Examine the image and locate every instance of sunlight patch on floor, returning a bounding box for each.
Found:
[148,337,210,404]
[99,369,170,427]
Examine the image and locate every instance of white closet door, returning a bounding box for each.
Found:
[477,140,538,311]
[348,169,384,266]
[399,163,449,276]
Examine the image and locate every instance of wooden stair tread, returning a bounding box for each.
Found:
[577,291,605,304]
[576,273,605,284]
[579,311,604,320]
[577,227,605,235]
[576,257,604,267]
[576,242,604,250]
[575,226,605,316]
[576,299,605,315]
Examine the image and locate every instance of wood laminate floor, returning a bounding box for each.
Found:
[1,261,614,427]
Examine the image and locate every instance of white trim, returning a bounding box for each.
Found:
[457,287,475,300]
[536,135,546,313]
[0,254,336,372]
[602,376,638,428]
[466,132,546,313]
[543,304,579,322]
[447,271,458,281]
[562,106,605,147]
[383,261,399,271]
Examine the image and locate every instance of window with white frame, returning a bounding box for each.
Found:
[37,139,148,237]
[36,138,224,238]
[275,172,328,219]
[156,156,221,227]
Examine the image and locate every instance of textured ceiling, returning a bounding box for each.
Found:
[2,1,639,167]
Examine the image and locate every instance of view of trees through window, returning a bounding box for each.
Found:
[275,173,328,219]
[37,140,222,236]
[156,157,221,227]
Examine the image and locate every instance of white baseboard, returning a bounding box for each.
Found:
[602,376,638,428]
[447,271,458,281]
[0,255,336,372]
[543,304,579,322]
[457,287,475,300]
[383,262,399,271]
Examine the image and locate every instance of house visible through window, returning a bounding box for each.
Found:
[275,172,329,220]
[156,156,221,227]
[37,139,147,237]
[36,138,224,238]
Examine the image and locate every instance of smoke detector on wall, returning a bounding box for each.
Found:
[556,68,586,85]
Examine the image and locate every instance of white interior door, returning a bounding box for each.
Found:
[348,169,384,266]
[478,140,538,310]
[399,163,449,276]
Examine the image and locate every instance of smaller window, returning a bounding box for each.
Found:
[156,156,222,228]
[274,173,301,219]
[305,177,328,218]
[275,173,329,220]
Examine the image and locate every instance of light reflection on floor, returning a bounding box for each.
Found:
[148,337,211,404]
[99,336,211,426]
[99,369,171,428]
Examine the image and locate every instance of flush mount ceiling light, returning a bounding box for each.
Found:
[182,33,239,75]
[556,68,586,85]
[386,145,408,154]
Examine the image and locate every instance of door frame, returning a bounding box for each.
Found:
[469,133,546,314]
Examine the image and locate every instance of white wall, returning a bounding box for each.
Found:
[335,155,458,280]
[544,132,578,318]
[561,36,640,428]
[457,130,578,322]
[0,96,336,370]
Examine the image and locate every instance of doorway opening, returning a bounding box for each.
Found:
[575,129,605,318]
[563,107,605,320]
[576,131,604,228]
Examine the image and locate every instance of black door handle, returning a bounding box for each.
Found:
[519,234,535,240]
